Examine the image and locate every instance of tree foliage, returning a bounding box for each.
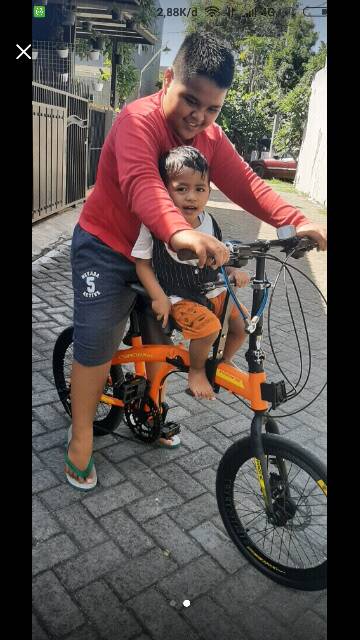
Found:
[185,5,325,160]
[274,42,327,157]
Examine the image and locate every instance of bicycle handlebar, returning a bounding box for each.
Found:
[177,235,318,265]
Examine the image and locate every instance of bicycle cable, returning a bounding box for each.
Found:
[262,251,327,417]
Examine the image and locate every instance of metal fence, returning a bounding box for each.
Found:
[32,81,114,222]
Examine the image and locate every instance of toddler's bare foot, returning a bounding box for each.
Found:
[188,368,215,399]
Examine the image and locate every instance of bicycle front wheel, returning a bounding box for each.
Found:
[216,434,327,591]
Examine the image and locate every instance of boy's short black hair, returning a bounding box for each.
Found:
[159,146,209,185]
[173,32,234,89]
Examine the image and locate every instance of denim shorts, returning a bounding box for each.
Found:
[71,224,171,366]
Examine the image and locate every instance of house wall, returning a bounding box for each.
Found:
[295,64,327,207]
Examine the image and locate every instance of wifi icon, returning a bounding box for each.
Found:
[205,6,220,17]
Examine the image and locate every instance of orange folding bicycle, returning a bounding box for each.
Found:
[53,226,327,592]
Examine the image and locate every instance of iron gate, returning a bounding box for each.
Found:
[32,82,89,222]
[32,101,67,221]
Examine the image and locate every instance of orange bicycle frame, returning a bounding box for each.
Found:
[100,342,268,412]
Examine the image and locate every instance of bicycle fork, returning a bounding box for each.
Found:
[251,413,293,523]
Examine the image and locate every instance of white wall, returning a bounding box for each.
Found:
[295,64,327,207]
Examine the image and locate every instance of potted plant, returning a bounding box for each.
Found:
[56,43,69,59]
[88,37,100,60]
[94,68,110,91]
[88,49,100,61]
[95,36,106,50]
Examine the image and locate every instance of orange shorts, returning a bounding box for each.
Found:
[171,291,244,340]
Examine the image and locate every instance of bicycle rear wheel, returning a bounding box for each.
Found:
[216,434,327,590]
[52,326,124,437]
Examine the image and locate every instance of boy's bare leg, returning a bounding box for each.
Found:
[222,316,247,365]
[188,331,219,399]
[66,360,111,484]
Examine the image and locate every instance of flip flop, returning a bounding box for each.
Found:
[65,426,97,491]
[157,434,181,449]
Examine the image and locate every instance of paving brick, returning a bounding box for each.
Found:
[197,398,240,418]
[158,555,226,605]
[32,452,46,472]
[195,426,234,453]
[32,613,50,639]
[183,595,250,640]
[40,482,83,510]
[139,444,189,469]
[175,429,207,451]
[127,588,199,640]
[156,462,206,499]
[170,492,218,529]
[99,509,154,557]
[63,625,100,640]
[211,565,272,611]
[32,371,54,392]
[75,581,141,640]
[119,457,167,495]
[192,467,217,493]
[33,404,69,430]
[211,415,249,437]
[56,503,109,550]
[32,428,66,452]
[33,390,63,407]
[54,541,127,590]
[176,446,221,474]
[32,469,60,494]
[190,521,247,573]
[92,451,126,487]
[126,487,184,523]
[102,440,149,463]
[32,571,84,637]
[181,411,224,431]
[261,583,325,626]
[38,445,69,481]
[32,420,46,436]
[31,501,60,549]
[143,514,203,565]
[82,482,143,517]
[32,533,79,575]
[309,592,327,621]
[171,391,209,412]
[292,610,327,640]
[107,548,178,600]
[166,405,192,422]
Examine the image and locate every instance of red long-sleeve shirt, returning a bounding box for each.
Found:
[79,90,309,261]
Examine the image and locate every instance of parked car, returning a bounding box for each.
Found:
[250,155,297,181]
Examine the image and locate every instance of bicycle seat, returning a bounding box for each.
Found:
[124,281,177,339]
[128,282,150,299]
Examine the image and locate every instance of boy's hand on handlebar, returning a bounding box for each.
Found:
[226,267,250,288]
[295,224,327,251]
[151,295,172,328]
[170,229,230,269]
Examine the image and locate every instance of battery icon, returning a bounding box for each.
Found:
[303,6,327,17]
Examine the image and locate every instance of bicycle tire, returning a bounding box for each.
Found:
[216,433,327,591]
[52,326,124,437]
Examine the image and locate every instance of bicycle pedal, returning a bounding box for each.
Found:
[161,422,181,439]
